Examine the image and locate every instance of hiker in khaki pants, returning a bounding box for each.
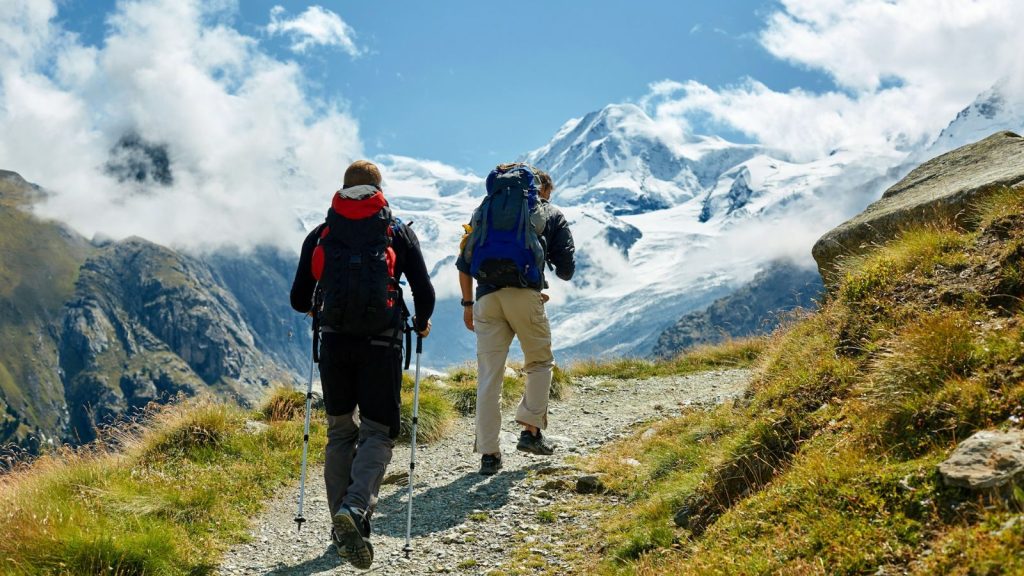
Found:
[456,167,576,475]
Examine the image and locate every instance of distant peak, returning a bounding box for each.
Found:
[0,169,26,184]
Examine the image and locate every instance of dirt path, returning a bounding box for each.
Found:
[218,369,751,575]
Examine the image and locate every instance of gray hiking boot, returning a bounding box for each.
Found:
[332,505,373,569]
[479,453,503,476]
[517,430,555,455]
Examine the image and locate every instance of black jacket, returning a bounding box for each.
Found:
[290,219,435,333]
[456,199,575,298]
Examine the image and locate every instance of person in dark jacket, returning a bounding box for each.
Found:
[456,167,575,476]
[291,160,434,568]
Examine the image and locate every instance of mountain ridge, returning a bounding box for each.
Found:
[0,174,305,451]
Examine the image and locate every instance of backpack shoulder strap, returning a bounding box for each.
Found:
[530,202,550,236]
[476,197,494,245]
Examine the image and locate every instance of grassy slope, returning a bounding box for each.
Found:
[0,335,764,575]
[0,178,93,445]
[0,394,327,576]
[559,188,1024,576]
[7,191,1021,575]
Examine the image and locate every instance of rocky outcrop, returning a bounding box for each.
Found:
[653,261,822,358]
[938,429,1024,493]
[0,171,93,450]
[0,171,311,452]
[59,238,292,443]
[206,247,312,375]
[812,131,1024,283]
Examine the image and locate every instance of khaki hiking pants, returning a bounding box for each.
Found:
[473,288,554,455]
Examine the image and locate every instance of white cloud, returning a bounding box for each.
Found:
[267,5,362,56]
[640,0,1024,163]
[0,0,364,250]
[0,0,58,70]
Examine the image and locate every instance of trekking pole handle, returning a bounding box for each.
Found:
[416,334,423,354]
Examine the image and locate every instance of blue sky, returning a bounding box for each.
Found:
[54,0,834,173]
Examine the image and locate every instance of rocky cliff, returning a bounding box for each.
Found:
[652,261,822,358]
[0,171,93,450]
[0,172,305,451]
[60,238,295,443]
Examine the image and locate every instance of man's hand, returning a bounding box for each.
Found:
[415,318,432,338]
[463,306,474,332]
[541,292,550,303]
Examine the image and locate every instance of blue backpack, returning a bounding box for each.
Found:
[467,164,547,288]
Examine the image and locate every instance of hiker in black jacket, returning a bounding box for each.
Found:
[291,160,435,568]
[456,167,575,476]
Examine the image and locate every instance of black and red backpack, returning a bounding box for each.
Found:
[311,184,402,337]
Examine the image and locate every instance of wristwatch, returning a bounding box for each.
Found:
[460,299,474,307]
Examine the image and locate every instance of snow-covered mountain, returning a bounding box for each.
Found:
[294,86,1024,369]
[926,81,1024,158]
[517,104,904,361]
[525,103,759,214]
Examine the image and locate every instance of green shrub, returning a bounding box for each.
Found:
[441,363,572,415]
[400,380,456,443]
[0,397,320,576]
[569,337,765,380]
[141,401,238,462]
[258,386,306,422]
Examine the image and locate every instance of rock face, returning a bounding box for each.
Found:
[812,131,1024,282]
[653,261,823,358]
[938,429,1024,491]
[60,238,293,443]
[206,248,312,375]
[0,171,93,450]
[0,171,307,451]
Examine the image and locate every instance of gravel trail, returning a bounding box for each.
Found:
[218,369,752,575]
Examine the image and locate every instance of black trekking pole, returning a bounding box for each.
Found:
[294,316,320,532]
[402,334,424,558]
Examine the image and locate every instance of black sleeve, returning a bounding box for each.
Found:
[545,208,576,281]
[396,224,435,332]
[290,226,323,314]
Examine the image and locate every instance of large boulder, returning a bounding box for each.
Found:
[812,131,1024,283]
[938,429,1024,491]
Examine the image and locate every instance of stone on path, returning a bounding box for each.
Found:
[938,428,1024,490]
[576,474,605,494]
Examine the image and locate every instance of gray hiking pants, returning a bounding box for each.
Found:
[318,332,402,517]
[325,412,393,516]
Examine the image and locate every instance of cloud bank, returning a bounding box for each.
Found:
[0,0,362,250]
[642,0,1024,163]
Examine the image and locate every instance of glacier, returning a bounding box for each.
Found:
[293,87,1024,370]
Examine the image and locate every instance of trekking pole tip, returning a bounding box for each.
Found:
[403,545,412,558]
[294,516,306,533]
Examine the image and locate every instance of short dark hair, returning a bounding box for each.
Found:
[343,160,382,188]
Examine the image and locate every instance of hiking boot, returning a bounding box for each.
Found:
[330,527,349,560]
[517,429,555,455]
[332,505,374,569]
[479,453,503,476]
